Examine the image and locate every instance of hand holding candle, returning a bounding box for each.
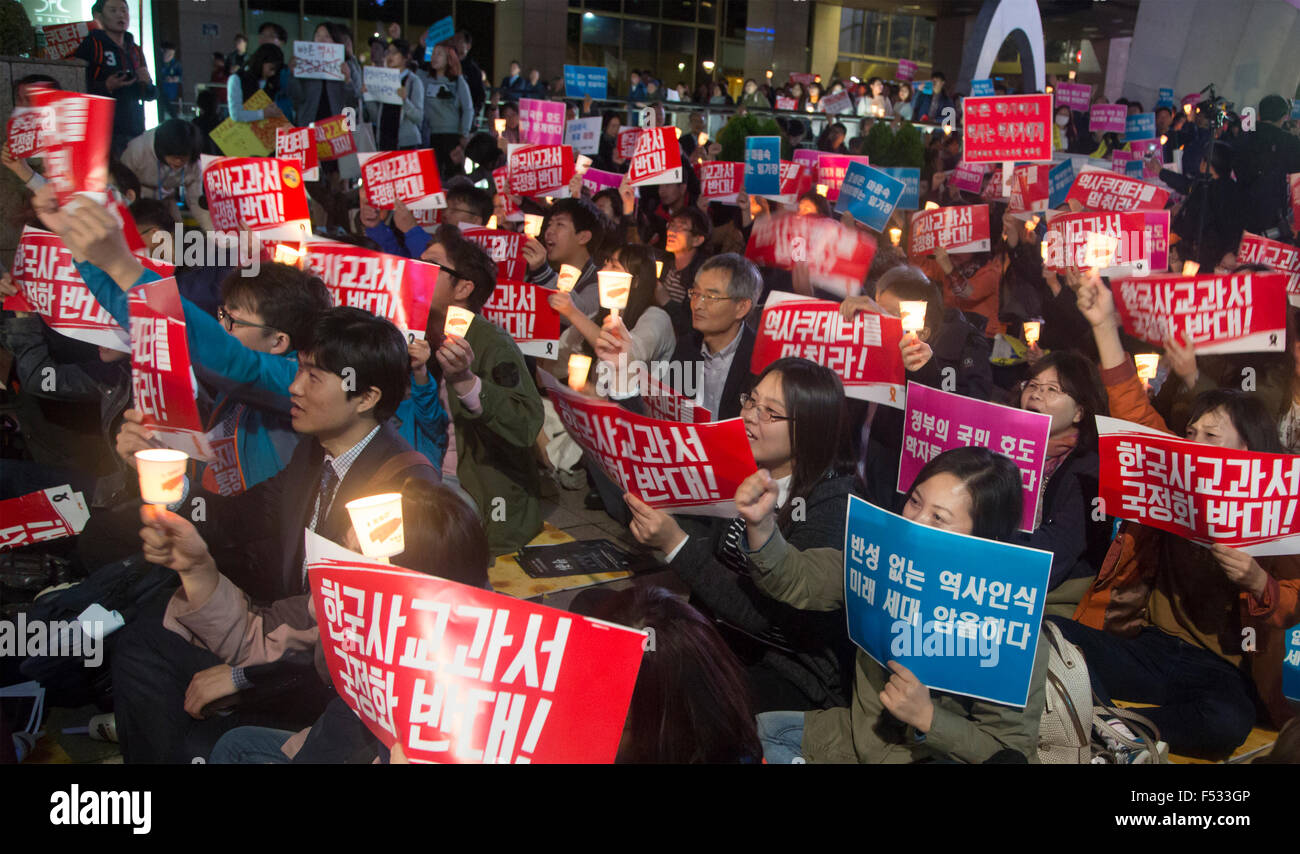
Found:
[135,449,189,505]
[889,227,902,247]
[345,493,404,561]
[443,305,475,338]
[1134,353,1160,389]
[597,270,631,322]
[557,263,582,293]
[568,353,592,391]
[523,214,544,239]
[1023,320,1041,348]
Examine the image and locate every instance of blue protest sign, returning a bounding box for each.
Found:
[879,166,921,210]
[919,81,933,95]
[1124,159,1145,178]
[744,136,781,196]
[971,78,994,97]
[1292,100,1300,122]
[1156,87,1174,109]
[424,16,455,60]
[564,65,608,100]
[1125,112,1156,141]
[836,161,906,232]
[843,495,1052,707]
[1048,159,1074,209]
[1285,625,1300,702]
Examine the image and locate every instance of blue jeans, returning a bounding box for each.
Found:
[756,711,806,764]
[210,726,296,764]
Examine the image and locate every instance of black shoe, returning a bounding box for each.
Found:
[584,490,604,511]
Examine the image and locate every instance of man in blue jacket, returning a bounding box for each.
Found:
[73,0,157,156]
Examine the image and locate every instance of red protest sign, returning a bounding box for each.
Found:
[28,88,115,205]
[752,291,905,408]
[41,21,96,59]
[3,227,130,352]
[628,127,683,188]
[1290,174,1300,233]
[308,534,646,763]
[962,94,1052,164]
[696,160,744,204]
[540,372,758,517]
[1042,209,1155,274]
[1010,163,1050,212]
[201,155,312,240]
[821,90,854,115]
[492,166,519,218]
[617,127,641,160]
[775,96,797,111]
[1097,416,1300,554]
[789,73,816,87]
[508,144,575,198]
[313,114,356,161]
[1112,272,1289,355]
[1065,170,1169,212]
[295,238,437,339]
[128,277,212,460]
[275,126,319,181]
[358,149,445,210]
[745,213,877,298]
[461,226,528,280]
[4,106,53,160]
[1237,232,1300,302]
[0,486,90,551]
[641,373,712,423]
[908,205,991,256]
[480,280,563,358]
[757,161,811,203]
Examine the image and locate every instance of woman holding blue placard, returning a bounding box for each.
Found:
[740,445,1052,763]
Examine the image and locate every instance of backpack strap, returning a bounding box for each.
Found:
[369,450,437,490]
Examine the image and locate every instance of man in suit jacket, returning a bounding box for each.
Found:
[499,60,526,102]
[669,254,760,421]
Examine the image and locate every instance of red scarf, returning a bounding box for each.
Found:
[1042,428,1080,481]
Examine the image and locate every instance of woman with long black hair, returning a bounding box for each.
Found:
[226,42,285,125]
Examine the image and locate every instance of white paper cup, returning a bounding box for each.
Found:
[576,154,592,173]
[889,227,902,247]
[898,300,927,333]
[1023,320,1041,348]
[1182,261,1200,276]
[486,214,498,229]
[924,201,940,211]
[494,118,507,133]
[444,306,475,338]
[135,449,189,505]
[557,264,582,293]
[1134,353,1160,384]
[345,493,404,558]
[597,270,632,310]
[523,214,544,238]
[697,132,708,147]
[1084,233,1119,269]
[655,260,664,278]
[568,354,592,391]
[816,183,829,197]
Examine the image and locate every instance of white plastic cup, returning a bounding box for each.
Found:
[568,354,592,391]
[444,306,475,338]
[557,264,582,293]
[1134,353,1160,386]
[135,449,189,505]
[898,300,927,333]
[523,214,544,238]
[345,493,405,559]
[576,154,592,173]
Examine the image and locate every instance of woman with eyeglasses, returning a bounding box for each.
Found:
[624,358,861,713]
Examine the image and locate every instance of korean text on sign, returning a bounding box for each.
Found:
[1112,272,1288,355]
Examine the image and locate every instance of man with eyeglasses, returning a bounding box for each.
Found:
[669,253,761,420]
[663,207,713,340]
[522,197,604,319]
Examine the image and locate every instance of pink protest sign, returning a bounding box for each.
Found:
[898,383,1051,532]
[896,59,917,82]
[1090,104,1127,134]
[817,154,870,201]
[949,162,987,193]
[581,166,624,196]
[821,90,854,115]
[519,98,566,146]
[1053,83,1092,112]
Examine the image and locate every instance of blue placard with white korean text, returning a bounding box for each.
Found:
[1125,112,1156,142]
[879,167,921,210]
[971,78,994,97]
[1048,159,1074,209]
[564,65,608,100]
[843,495,1052,707]
[744,136,782,196]
[423,16,455,61]
[1124,159,1145,178]
[1285,625,1300,701]
[1156,87,1175,109]
[837,161,906,232]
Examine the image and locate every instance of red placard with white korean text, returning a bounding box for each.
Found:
[616,127,641,160]
[962,95,1052,164]
[492,166,520,220]
[752,291,905,408]
[1237,231,1300,303]
[358,150,445,210]
[627,127,683,187]
[0,486,90,552]
[4,106,53,160]
[815,154,870,202]
[641,373,712,423]
[307,534,646,763]
[1010,163,1050,212]
[293,238,437,339]
[757,161,812,203]
[3,227,130,352]
[28,88,115,205]
[775,96,797,111]
[41,21,96,60]
[480,280,563,358]
[908,205,991,256]
[1042,209,1164,276]
[461,226,528,280]
[745,213,877,298]
[313,114,356,161]
[275,126,320,181]
[540,372,758,517]
[128,277,212,460]
[508,144,576,198]
[1097,416,1300,555]
[1065,170,1169,212]
[1112,272,1288,355]
[696,160,744,204]
[201,155,312,241]
[1289,174,1299,232]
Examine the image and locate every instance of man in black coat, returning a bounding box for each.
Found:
[668,254,761,421]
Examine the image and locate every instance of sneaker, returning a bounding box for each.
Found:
[1114,739,1169,764]
[555,467,587,491]
[88,713,118,744]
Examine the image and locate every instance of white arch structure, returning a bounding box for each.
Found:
[959,0,1047,94]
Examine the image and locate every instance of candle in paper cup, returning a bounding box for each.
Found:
[486,214,497,229]
[568,354,592,391]
[924,201,940,210]
[135,449,189,505]
[576,154,592,173]
[1084,233,1119,269]
[544,196,554,205]
[898,300,927,333]
[443,306,475,338]
[697,132,708,147]
[816,183,829,196]
[1183,103,1192,116]
[655,260,664,278]
[1182,261,1200,276]
[1026,215,1040,231]
[598,270,632,310]
[523,214,544,238]
[1040,241,1050,263]
[672,126,681,139]
[1023,320,1041,348]
[1134,353,1160,386]
[494,118,507,133]
[273,243,306,268]
[889,227,902,247]
[557,264,582,293]
[345,493,405,559]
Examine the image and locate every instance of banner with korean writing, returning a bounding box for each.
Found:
[1048,159,1074,208]
[616,127,641,160]
[358,149,445,210]
[843,495,1051,707]
[564,116,601,155]
[519,98,566,146]
[837,162,906,232]
[970,79,994,97]
[949,161,987,194]
[509,144,575,198]
[1113,272,1288,355]
[362,66,403,105]
[1097,416,1300,555]
[897,384,1051,532]
[775,96,797,111]
[1089,103,1127,134]
[461,227,528,281]
[0,486,90,552]
[128,277,211,460]
[1285,626,1300,702]
[641,373,712,423]
[293,41,344,80]
[4,106,52,160]
[28,88,114,205]
[480,280,562,358]
[1290,173,1300,229]
[275,126,320,181]
[696,160,744,204]
[493,166,520,221]
[540,373,758,517]
[1065,170,1169,212]
[1125,112,1156,142]
[40,21,96,59]
[1054,83,1092,112]
[962,94,1052,164]
[3,227,130,352]
[1010,163,1050,212]
[815,153,871,202]
[201,155,312,241]
[789,73,815,87]
[1237,232,1300,303]
[314,114,357,161]
[208,89,293,158]
[1042,209,1161,276]
[753,291,904,408]
[758,161,811,205]
[908,205,991,256]
[628,127,683,188]
[307,533,645,763]
[425,15,455,50]
[820,90,853,115]
[895,59,917,81]
[563,65,608,100]
[878,167,921,211]
[296,238,436,339]
[744,214,878,299]
[1156,87,1175,109]
[580,165,623,197]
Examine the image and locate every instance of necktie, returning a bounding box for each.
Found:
[312,460,341,532]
